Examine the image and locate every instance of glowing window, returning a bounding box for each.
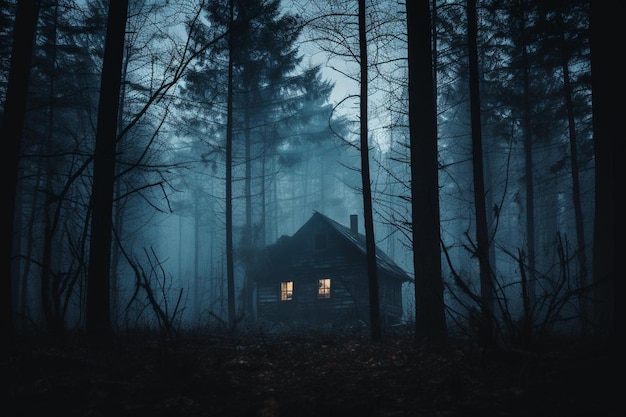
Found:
[318,278,331,299]
[281,281,293,301]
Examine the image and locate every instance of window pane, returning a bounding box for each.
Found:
[281,281,293,301]
[318,278,331,299]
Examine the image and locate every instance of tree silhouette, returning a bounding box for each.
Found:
[1,0,40,338]
[467,0,495,346]
[406,0,447,340]
[86,0,128,342]
[589,0,615,350]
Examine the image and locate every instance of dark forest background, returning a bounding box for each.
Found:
[0,0,615,353]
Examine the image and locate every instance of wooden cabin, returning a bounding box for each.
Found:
[254,211,410,331]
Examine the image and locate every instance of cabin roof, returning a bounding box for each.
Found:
[277,211,410,282]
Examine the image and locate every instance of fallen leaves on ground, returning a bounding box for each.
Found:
[2,334,618,417]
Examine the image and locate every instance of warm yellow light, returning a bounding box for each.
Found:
[318,278,331,299]
[281,281,293,301]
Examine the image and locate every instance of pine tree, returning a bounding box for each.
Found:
[182,0,341,328]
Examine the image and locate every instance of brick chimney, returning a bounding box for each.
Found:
[350,214,358,234]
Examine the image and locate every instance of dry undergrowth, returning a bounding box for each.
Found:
[2,333,617,417]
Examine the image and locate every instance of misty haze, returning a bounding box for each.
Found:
[1,0,615,416]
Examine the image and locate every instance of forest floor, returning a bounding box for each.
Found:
[2,331,619,417]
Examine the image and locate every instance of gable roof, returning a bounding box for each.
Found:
[295,211,411,282]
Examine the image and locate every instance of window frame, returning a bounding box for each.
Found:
[280,280,294,301]
[317,278,331,299]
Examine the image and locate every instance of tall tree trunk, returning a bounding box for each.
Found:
[261,144,267,246]
[589,1,615,350]
[194,193,201,322]
[556,11,588,332]
[519,0,537,317]
[243,97,253,322]
[358,0,381,342]
[20,164,39,320]
[110,44,131,327]
[406,0,447,340]
[467,0,494,346]
[225,0,236,331]
[1,0,40,337]
[41,0,67,338]
[86,0,128,342]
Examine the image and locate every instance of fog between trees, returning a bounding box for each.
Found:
[0,0,614,348]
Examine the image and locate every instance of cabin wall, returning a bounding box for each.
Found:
[257,264,404,328]
[257,262,369,327]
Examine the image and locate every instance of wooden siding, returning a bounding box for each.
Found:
[257,267,403,327]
